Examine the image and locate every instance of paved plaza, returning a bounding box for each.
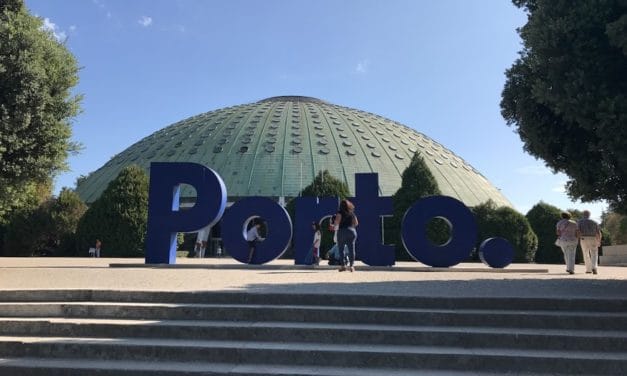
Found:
[1,257,625,299]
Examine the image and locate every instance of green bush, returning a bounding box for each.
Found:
[2,188,86,256]
[76,165,148,257]
[526,201,563,264]
[473,201,538,263]
[387,153,441,261]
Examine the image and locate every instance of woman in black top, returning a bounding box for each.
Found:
[333,199,359,272]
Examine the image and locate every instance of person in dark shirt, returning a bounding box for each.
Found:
[333,200,359,272]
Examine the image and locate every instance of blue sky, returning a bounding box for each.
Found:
[26,0,606,220]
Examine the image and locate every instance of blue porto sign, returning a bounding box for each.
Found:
[144,162,513,268]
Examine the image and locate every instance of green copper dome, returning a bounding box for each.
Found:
[76,96,512,207]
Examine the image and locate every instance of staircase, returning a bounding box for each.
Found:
[0,290,625,375]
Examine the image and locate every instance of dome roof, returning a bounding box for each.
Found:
[76,96,511,207]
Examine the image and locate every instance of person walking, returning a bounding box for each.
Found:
[334,199,358,272]
[577,210,602,274]
[556,212,578,274]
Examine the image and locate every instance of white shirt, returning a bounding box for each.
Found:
[313,231,321,248]
[246,226,260,241]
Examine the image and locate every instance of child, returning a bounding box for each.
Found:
[312,222,321,265]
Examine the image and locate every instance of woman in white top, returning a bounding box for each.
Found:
[556,212,579,274]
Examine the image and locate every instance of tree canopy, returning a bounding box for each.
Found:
[387,153,441,260]
[0,0,82,222]
[501,0,627,213]
[76,165,149,257]
[299,170,350,199]
[473,200,538,263]
[525,201,564,264]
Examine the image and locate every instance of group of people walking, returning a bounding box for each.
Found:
[556,210,602,274]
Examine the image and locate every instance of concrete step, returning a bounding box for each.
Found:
[1,290,625,375]
[0,290,625,312]
[602,245,627,256]
[600,255,627,265]
[1,302,626,330]
[1,318,625,352]
[0,336,625,375]
[0,358,543,376]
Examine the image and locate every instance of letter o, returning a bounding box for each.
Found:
[401,196,477,267]
[221,197,292,264]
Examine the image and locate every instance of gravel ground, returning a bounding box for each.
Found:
[0,257,625,299]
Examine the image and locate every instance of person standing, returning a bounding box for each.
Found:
[94,239,102,258]
[556,212,578,274]
[194,224,211,258]
[311,222,322,266]
[577,210,602,274]
[246,220,263,264]
[334,199,358,272]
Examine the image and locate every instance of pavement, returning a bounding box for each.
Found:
[0,257,625,299]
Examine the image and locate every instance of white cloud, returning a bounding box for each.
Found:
[515,165,552,176]
[69,25,77,32]
[138,16,153,27]
[355,59,369,74]
[41,17,66,42]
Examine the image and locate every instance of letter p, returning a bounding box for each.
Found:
[145,162,227,264]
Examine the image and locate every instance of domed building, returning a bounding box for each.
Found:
[76,96,511,208]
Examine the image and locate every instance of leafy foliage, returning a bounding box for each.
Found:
[601,211,627,245]
[50,188,88,255]
[76,165,149,257]
[387,153,441,261]
[2,187,86,256]
[0,0,82,222]
[501,0,627,213]
[472,200,538,263]
[286,170,350,256]
[300,170,351,199]
[526,201,563,263]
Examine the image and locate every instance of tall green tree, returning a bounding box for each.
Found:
[601,211,627,245]
[526,201,563,264]
[300,170,350,199]
[2,186,84,256]
[0,0,82,222]
[50,188,88,255]
[501,0,627,213]
[287,170,350,256]
[76,165,149,257]
[473,200,538,263]
[387,153,441,261]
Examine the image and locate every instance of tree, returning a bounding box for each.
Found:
[526,201,563,264]
[387,153,441,261]
[76,165,149,257]
[300,170,351,199]
[501,0,627,213]
[473,200,538,263]
[286,170,350,257]
[2,186,85,256]
[0,0,82,223]
[50,188,88,255]
[601,211,627,245]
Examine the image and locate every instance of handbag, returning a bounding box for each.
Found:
[554,238,562,247]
